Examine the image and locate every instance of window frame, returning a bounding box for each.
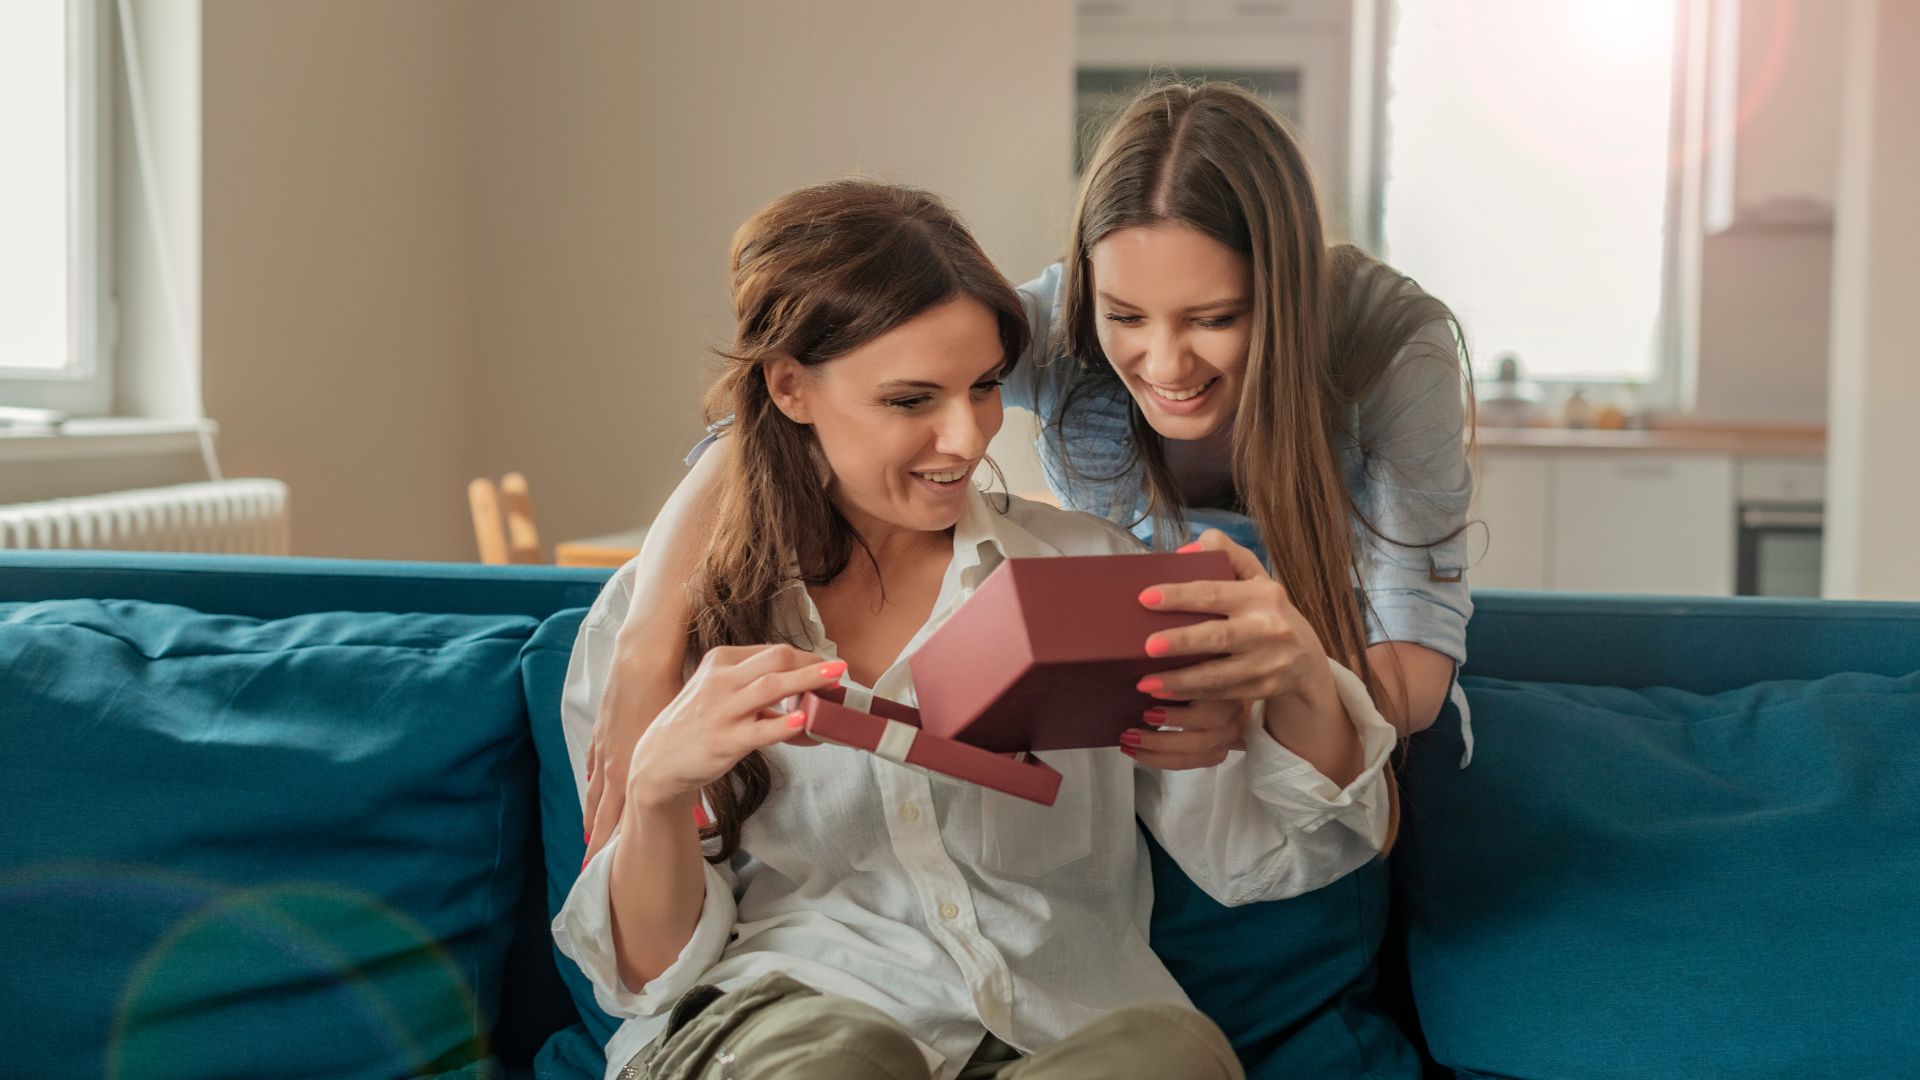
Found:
[1,0,115,416]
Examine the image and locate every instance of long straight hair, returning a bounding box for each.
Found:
[1061,78,1471,675]
[691,180,1029,861]
[1059,80,1476,843]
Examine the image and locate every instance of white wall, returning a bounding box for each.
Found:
[1691,227,1830,423]
[1823,0,1920,600]
[193,1,1071,560]
[1688,0,1845,424]
[201,0,479,560]
[467,2,1073,549]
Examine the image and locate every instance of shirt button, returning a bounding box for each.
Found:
[938,902,959,921]
[901,803,920,822]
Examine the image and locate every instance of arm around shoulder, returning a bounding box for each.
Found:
[582,437,732,857]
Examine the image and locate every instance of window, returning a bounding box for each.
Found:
[1,0,111,414]
[1378,0,1679,388]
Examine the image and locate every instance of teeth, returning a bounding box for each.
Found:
[919,469,967,483]
[1155,380,1213,402]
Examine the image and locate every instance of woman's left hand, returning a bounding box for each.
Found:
[1136,529,1337,708]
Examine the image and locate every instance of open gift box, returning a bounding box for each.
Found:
[792,550,1233,805]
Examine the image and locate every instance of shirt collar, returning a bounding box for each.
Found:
[949,486,1067,587]
[779,487,1059,655]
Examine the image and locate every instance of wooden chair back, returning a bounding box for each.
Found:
[468,472,542,564]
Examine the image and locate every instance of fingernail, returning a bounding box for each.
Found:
[1143,707,1168,725]
[1119,729,1143,747]
[1120,745,1138,758]
[580,854,589,871]
[1145,637,1171,657]
[1177,541,1204,554]
[786,711,807,729]
[584,828,591,845]
[819,661,848,678]
[1138,588,1163,607]
[1137,676,1164,694]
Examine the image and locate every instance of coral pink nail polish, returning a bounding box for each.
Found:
[819,661,848,679]
[1138,588,1163,607]
[1177,541,1204,553]
[1137,676,1164,694]
[786,711,807,728]
[1145,637,1172,657]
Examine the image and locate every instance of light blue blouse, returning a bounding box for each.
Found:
[1008,266,1473,656]
[1005,265,1476,761]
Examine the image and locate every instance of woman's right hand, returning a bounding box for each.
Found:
[625,645,848,811]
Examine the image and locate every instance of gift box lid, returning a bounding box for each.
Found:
[906,550,1233,752]
[795,685,1063,805]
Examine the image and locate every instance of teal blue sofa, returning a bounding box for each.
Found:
[4,551,1916,1080]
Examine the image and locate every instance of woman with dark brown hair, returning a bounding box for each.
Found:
[555,179,1398,1079]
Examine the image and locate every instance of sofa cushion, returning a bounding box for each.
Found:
[0,598,540,1079]
[520,608,624,1066]
[1399,670,1920,1078]
[1147,836,1420,1078]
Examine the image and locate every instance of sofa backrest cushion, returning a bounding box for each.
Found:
[1399,669,1920,1078]
[520,607,624,1060]
[1146,836,1421,1078]
[0,598,540,1080]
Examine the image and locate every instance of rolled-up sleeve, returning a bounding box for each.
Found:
[1353,320,1475,664]
[1135,661,1397,907]
[552,836,740,1018]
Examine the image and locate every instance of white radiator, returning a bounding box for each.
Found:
[0,479,291,555]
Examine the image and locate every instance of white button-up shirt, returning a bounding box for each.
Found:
[555,489,1398,1080]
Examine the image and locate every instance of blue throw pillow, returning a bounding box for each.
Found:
[521,608,623,1069]
[0,598,539,1079]
[1400,671,1920,1079]
[1147,837,1420,1078]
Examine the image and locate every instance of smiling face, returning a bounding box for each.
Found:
[1088,222,1254,441]
[766,295,1007,539]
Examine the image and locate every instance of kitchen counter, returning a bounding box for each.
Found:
[1474,423,1825,457]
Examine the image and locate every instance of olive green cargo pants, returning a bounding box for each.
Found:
[622,971,1244,1080]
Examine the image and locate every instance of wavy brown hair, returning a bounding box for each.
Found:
[1058,79,1476,846]
[690,180,1029,861]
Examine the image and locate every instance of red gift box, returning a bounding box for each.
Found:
[909,550,1234,752]
[791,551,1233,805]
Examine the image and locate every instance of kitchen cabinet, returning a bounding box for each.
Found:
[1468,451,1552,590]
[1074,0,1182,33]
[1471,447,1753,596]
[1703,0,1845,231]
[1075,0,1353,204]
[1549,455,1736,595]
